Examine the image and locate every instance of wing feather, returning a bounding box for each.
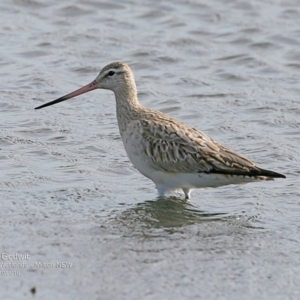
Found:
[139,116,259,175]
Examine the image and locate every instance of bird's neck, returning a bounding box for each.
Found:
[114,84,139,109]
[114,84,142,134]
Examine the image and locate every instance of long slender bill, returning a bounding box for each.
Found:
[35,80,98,109]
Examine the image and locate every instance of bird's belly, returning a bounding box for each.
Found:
[149,172,262,190]
[122,136,157,179]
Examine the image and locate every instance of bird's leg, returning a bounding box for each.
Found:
[182,188,191,200]
[156,185,169,198]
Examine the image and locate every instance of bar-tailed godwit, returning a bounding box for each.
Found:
[35,62,285,199]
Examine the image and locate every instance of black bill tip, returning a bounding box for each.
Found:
[34,96,67,109]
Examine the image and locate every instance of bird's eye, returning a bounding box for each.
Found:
[107,71,115,76]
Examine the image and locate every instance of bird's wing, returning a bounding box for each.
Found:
[138,117,260,175]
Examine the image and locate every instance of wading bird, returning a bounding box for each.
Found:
[35,62,285,199]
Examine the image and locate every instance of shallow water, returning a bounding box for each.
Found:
[0,0,299,299]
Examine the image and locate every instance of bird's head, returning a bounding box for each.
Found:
[35,62,135,110]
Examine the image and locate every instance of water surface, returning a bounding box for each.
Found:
[0,0,299,299]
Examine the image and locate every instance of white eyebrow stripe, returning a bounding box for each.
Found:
[104,68,124,76]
